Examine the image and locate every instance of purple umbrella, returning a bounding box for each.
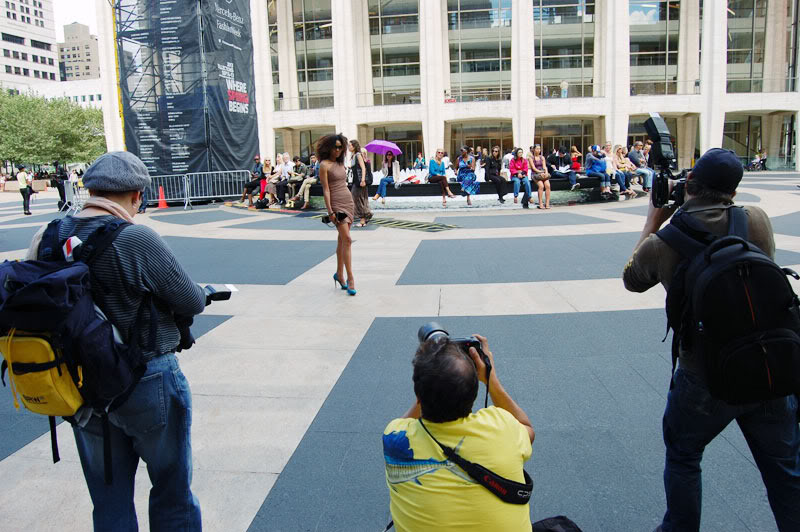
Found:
[364,140,402,156]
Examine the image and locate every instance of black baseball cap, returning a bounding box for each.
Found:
[690,148,743,194]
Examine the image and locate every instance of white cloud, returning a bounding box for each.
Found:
[629,7,658,26]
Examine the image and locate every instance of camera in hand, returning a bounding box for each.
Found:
[646,114,687,209]
[321,212,348,224]
[203,284,231,306]
[418,322,492,375]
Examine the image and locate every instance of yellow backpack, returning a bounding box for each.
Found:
[0,329,84,417]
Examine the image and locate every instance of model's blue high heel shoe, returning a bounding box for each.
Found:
[333,273,347,290]
[346,280,357,296]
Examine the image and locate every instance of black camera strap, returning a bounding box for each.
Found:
[418,418,533,505]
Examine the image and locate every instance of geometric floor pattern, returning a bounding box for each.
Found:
[1,172,799,531]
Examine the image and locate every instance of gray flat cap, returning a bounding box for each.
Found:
[83,151,151,192]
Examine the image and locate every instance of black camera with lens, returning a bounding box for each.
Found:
[646,114,687,209]
[418,322,492,377]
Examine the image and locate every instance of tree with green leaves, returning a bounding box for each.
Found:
[0,89,106,170]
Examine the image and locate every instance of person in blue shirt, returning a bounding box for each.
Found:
[239,154,265,206]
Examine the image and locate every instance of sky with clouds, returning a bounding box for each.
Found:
[53,0,98,42]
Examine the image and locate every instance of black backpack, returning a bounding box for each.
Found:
[657,206,800,404]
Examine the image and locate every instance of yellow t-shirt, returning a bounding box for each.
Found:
[383,406,532,532]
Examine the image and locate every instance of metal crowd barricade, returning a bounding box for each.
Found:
[146,174,190,210]
[184,170,251,208]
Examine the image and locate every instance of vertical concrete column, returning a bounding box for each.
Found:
[331,0,359,138]
[796,111,800,171]
[763,113,784,165]
[677,0,701,95]
[677,114,699,168]
[763,0,789,93]
[600,0,630,145]
[251,0,274,159]
[511,0,535,148]
[420,0,447,158]
[277,0,299,110]
[352,0,373,107]
[95,0,124,151]
[699,0,727,152]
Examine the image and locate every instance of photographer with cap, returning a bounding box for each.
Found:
[622,148,800,532]
[26,151,206,531]
[382,331,535,531]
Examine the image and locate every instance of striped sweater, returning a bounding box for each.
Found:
[29,215,206,358]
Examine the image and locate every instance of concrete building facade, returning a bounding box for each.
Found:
[58,22,99,81]
[0,0,58,91]
[97,0,800,171]
[27,77,102,108]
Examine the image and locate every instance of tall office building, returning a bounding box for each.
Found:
[99,0,800,171]
[58,22,99,81]
[0,0,58,91]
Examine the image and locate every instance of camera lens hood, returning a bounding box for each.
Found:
[418,322,448,343]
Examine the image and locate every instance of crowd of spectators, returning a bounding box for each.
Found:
[238,139,662,211]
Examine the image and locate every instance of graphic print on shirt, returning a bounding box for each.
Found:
[383,431,475,487]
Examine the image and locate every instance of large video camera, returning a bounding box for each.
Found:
[646,114,687,209]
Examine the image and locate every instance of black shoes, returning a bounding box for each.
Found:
[24,211,32,215]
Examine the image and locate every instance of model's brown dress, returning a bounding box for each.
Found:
[327,161,355,224]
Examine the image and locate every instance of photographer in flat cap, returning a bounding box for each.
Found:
[25,151,206,531]
[623,147,800,532]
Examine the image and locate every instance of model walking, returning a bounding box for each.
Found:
[349,140,372,227]
[318,133,357,296]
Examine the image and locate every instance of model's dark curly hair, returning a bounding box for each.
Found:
[316,133,348,164]
[413,337,478,423]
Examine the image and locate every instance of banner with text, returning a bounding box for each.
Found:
[115,0,208,175]
[201,0,260,171]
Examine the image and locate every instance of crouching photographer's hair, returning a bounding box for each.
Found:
[686,178,734,205]
[413,337,478,423]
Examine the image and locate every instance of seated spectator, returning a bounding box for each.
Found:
[287,155,307,199]
[585,145,611,197]
[509,148,534,207]
[275,152,293,205]
[611,144,636,197]
[529,144,551,209]
[483,146,507,204]
[239,155,265,207]
[428,149,456,207]
[547,146,579,190]
[372,152,399,205]
[383,334,534,532]
[570,145,582,170]
[628,141,654,192]
[290,154,319,209]
[413,152,427,170]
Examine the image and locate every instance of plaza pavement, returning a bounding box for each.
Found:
[1,174,799,531]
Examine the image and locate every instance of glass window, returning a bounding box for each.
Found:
[533,1,595,98]
[629,0,680,95]
[726,0,766,93]
[448,0,512,102]
[292,0,333,109]
[450,121,513,157]
[534,119,594,155]
[373,123,424,168]
[367,0,421,106]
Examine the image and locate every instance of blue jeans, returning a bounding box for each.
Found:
[377,176,394,198]
[586,170,609,187]
[614,171,630,192]
[661,368,800,532]
[73,354,201,532]
[511,177,532,197]
[635,167,654,188]
[551,170,577,186]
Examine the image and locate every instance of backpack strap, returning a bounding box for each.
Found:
[76,219,131,265]
[727,205,749,240]
[656,223,706,259]
[39,219,65,262]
